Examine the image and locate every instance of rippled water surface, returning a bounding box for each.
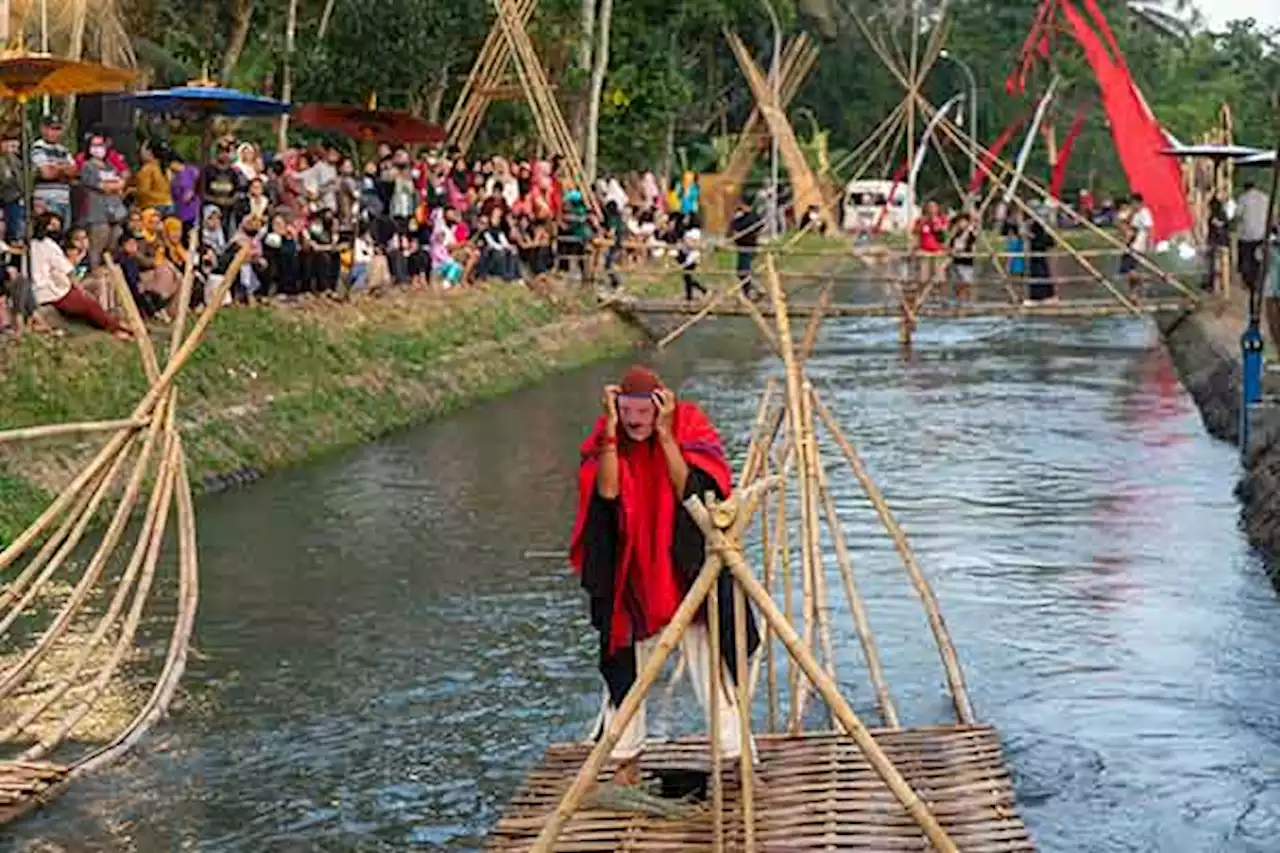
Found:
[12,311,1280,852]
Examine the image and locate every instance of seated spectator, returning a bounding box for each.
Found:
[29,211,130,338]
[477,208,520,282]
[261,213,301,297]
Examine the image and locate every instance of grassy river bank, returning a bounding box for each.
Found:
[0,235,845,542]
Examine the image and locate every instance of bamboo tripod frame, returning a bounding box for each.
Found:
[524,246,979,852]
[0,237,251,824]
[446,0,600,217]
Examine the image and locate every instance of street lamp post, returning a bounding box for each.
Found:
[761,0,781,239]
[940,49,978,194]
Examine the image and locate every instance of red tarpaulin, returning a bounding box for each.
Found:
[1050,105,1089,199]
[1061,0,1192,240]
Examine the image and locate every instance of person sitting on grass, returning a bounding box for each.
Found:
[29,212,130,338]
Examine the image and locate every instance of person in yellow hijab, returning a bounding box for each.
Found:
[136,207,180,306]
[161,216,188,271]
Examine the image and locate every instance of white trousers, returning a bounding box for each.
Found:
[588,623,753,762]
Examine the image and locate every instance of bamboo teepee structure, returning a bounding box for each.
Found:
[0,238,250,824]
[446,0,599,215]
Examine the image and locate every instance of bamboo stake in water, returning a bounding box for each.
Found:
[760,452,779,733]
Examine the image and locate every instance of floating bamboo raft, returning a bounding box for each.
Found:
[489,728,1034,852]
[490,237,1039,851]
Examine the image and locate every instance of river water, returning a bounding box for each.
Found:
[11,311,1280,852]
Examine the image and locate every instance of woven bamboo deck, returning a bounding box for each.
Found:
[488,725,1035,852]
[0,760,69,824]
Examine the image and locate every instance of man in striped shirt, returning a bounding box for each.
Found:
[29,114,76,226]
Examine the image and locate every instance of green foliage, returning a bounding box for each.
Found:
[122,0,1278,196]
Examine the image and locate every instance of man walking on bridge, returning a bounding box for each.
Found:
[569,366,758,784]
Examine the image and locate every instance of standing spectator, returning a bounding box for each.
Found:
[1206,196,1230,293]
[911,200,948,287]
[170,153,202,234]
[1122,193,1154,296]
[134,141,173,215]
[678,172,700,233]
[1237,181,1271,293]
[678,223,705,301]
[1026,219,1056,303]
[558,188,592,283]
[730,196,764,298]
[236,178,271,226]
[233,143,262,184]
[948,211,977,304]
[0,133,24,242]
[30,114,76,224]
[80,134,129,268]
[202,140,242,237]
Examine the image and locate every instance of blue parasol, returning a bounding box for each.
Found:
[124,84,290,119]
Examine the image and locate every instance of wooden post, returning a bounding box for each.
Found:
[278,0,299,152]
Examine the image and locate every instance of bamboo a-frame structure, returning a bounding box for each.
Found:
[446,0,600,216]
[0,237,251,824]
[489,242,1040,851]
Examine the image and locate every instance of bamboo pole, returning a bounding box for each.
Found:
[813,420,899,729]
[802,381,836,683]
[707,577,724,853]
[0,439,136,631]
[526,550,724,853]
[813,393,974,724]
[738,379,779,491]
[760,451,779,733]
[733,578,756,853]
[687,499,960,853]
[0,418,149,445]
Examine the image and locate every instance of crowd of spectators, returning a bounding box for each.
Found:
[0,114,745,340]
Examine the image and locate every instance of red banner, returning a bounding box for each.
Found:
[1061,0,1192,240]
[1050,105,1089,199]
[969,113,1029,194]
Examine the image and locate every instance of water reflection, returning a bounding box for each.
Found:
[11,315,1280,852]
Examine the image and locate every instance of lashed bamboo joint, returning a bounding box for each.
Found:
[0,236,249,825]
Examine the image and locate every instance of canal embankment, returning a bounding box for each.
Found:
[0,236,846,544]
[0,284,645,543]
[1157,293,1280,564]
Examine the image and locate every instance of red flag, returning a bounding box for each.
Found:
[969,112,1029,194]
[1050,105,1089,199]
[1061,0,1191,240]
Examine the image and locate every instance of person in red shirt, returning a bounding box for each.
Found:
[911,200,949,287]
[570,366,758,783]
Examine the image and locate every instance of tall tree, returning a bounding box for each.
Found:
[584,0,613,180]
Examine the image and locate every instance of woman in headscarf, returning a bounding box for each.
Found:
[161,216,189,272]
[641,171,662,213]
[234,142,261,183]
[486,156,521,210]
[201,205,228,258]
[170,154,202,234]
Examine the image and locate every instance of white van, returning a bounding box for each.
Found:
[841,179,915,234]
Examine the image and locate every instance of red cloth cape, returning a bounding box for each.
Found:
[569,400,732,655]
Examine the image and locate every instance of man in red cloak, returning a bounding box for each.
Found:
[570,366,759,780]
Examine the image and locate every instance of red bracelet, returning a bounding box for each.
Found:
[599,436,618,447]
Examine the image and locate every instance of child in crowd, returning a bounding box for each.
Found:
[678,224,705,301]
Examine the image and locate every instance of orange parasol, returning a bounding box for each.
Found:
[0,51,135,101]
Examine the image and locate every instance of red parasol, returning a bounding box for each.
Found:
[292,96,445,146]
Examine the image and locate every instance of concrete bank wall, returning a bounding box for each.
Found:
[1157,303,1280,564]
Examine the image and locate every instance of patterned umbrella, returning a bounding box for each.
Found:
[293,99,445,146]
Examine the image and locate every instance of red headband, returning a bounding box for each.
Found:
[620,366,661,395]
